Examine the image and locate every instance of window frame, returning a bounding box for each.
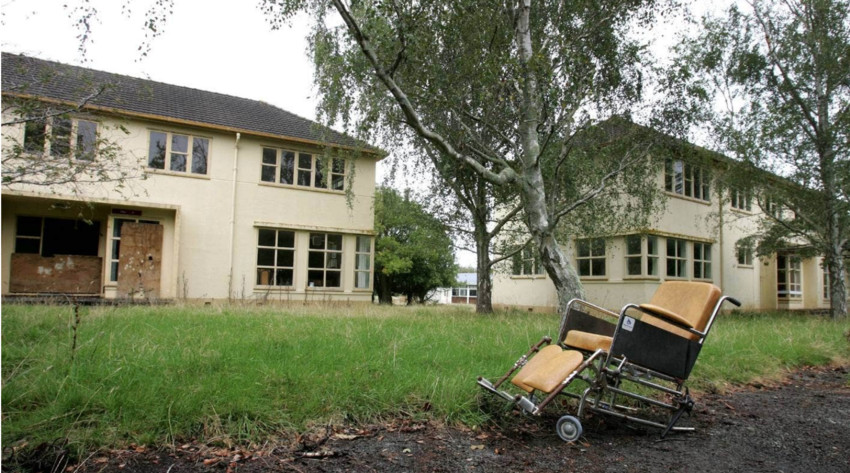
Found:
[777,254,802,299]
[730,188,752,211]
[664,158,711,202]
[354,235,373,290]
[736,240,754,267]
[624,234,659,278]
[147,130,210,176]
[511,245,544,276]
[23,117,99,159]
[14,216,44,254]
[576,237,606,278]
[260,148,346,192]
[666,238,687,278]
[255,228,296,288]
[693,242,712,280]
[307,232,343,289]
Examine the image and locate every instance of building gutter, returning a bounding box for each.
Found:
[227,132,241,299]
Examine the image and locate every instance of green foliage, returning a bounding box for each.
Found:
[374,187,456,302]
[672,0,850,318]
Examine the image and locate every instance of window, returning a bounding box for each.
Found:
[260,149,345,190]
[693,243,712,280]
[823,270,830,300]
[512,245,544,276]
[666,238,687,278]
[15,216,43,254]
[308,233,343,288]
[256,229,296,287]
[576,238,606,277]
[24,119,47,153]
[730,188,752,211]
[625,235,659,277]
[15,216,100,258]
[148,131,209,175]
[354,236,372,289]
[665,158,710,201]
[261,148,296,184]
[109,218,159,282]
[23,117,98,159]
[777,254,802,298]
[736,239,754,266]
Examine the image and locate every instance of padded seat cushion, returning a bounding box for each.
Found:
[564,330,613,352]
[511,345,563,393]
[521,350,584,394]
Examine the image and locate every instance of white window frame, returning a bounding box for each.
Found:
[777,254,802,299]
[730,188,752,211]
[354,235,373,290]
[147,130,210,175]
[665,158,711,202]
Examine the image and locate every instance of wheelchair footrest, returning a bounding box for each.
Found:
[477,377,519,403]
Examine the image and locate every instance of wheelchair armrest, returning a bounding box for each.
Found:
[638,303,694,329]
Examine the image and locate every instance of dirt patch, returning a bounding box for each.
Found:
[8,366,849,473]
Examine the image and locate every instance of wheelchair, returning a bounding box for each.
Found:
[477,281,741,441]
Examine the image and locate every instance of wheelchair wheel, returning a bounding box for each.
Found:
[556,415,583,442]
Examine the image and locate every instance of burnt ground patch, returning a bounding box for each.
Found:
[6,366,848,473]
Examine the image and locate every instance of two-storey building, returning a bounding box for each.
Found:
[1,53,380,302]
[493,145,838,313]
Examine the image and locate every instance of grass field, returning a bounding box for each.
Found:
[2,303,848,453]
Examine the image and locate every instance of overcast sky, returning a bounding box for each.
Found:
[2,0,319,120]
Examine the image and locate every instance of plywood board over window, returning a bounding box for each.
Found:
[116,223,163,298]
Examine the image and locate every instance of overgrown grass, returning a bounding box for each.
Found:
[2,303,848,453]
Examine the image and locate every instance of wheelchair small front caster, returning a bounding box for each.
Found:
[556,415,583,442]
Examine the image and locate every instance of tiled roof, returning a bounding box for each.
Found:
[1,52,372,151]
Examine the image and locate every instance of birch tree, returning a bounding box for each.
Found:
[260,0,666,314]
[675,0,849,318]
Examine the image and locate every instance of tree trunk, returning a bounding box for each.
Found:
[515,0,585,315]
[375,271,393,304]
[473,181,494,314]
[475,232,494,313]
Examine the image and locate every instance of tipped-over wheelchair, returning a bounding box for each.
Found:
[478,281,740,441]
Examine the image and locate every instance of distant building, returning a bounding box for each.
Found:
[433,272,478,305]
[1,53,381,301]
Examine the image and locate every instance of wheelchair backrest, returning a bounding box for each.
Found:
[641,281,722,341]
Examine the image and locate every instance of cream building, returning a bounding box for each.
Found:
[493,150,841,313]
[1,53,380,302]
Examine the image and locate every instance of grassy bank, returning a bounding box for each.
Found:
[2,304,848,452]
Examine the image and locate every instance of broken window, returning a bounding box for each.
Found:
[14,216,100,257]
